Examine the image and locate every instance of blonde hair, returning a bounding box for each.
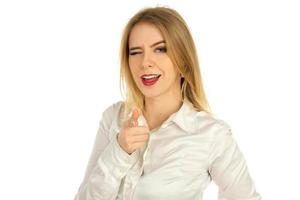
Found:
[119,6,213,123]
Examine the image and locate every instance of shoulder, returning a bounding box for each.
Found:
[100,100,125,125]
[176,100,232,139]
[102,100,124,115]
[200,112,231,132]
[190,110,233,139]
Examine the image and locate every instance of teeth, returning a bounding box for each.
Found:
[142,75,160,79]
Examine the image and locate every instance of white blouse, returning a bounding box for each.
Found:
[74,100,261,200]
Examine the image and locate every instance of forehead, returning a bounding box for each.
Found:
[128,22,165,47]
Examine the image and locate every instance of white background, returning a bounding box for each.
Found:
[0,0,299,199]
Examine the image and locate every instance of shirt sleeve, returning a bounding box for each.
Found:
[74,102,139,200]
[208,125,262,200]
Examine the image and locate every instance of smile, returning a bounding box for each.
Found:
[141,74,161,86]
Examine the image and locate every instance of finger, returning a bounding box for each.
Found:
[130,108,139,127]
[129,118,138,127]
[131,134,149,143]
[132,108,139,121]
[132,141,147,149]
[129,126,150,135]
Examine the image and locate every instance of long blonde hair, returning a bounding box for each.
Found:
[119,6,213,122]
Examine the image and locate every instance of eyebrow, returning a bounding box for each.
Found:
[129,40,166,51]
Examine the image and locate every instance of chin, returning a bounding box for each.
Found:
[141,90,162,99]
[142,92,160,98]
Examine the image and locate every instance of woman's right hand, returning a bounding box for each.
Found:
[117,108,150,155]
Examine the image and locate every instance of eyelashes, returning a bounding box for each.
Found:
[156,47,167,53]
[129,52,140,56]
[129,47,167,56]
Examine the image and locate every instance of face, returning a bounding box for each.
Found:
[128,22,181,100]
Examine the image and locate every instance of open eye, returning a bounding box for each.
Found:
[155,47,167,53]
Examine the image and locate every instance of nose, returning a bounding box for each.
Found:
[141,51,153,69]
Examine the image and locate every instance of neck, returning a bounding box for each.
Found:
[143,90,183,131]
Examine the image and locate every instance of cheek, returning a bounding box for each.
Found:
[161,60,178,78]
[129,67,138,81]
[129,58,138,71]
[129,56,141,67]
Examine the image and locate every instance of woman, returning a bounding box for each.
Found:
[74,6,261,200]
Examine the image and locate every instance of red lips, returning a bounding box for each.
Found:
[141,74,161,86]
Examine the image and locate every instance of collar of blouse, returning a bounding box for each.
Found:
[112,99,213,135]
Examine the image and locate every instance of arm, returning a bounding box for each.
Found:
[74,102,139,200]
[208,126,261,200]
